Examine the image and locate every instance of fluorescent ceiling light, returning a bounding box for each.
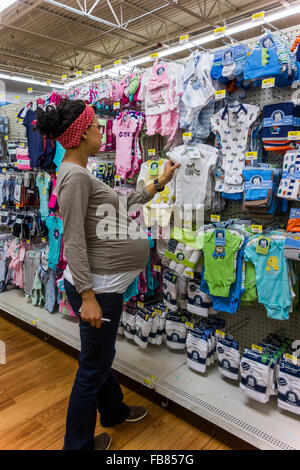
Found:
[0,72,68,89]
[0,1,17,13]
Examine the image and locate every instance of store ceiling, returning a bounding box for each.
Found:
[0,0,300,83]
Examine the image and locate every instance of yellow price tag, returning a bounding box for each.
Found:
[180,34,189,44]
[46,80,51,85]
[262,78,275,88]
[185,322,194,329]
[14,163,18,167]
[252,344,263,354]
[285,353,298,365]
[148,149,156,156]
[32,320,36,325]
[153,265,161,272]
[114,59,121,66]
[150,53,158,59]
[149,375,157,381]
[251,224,262,233]
[1,205,5,209]
[61,75,67,80]
[26,239,30,245]
[183,132,192,139]
[215,89,226,100]
[252,11,265,21]
[75,71,82,76]
[137,301,144,308]
[41,238,46,243]
[214,26,226,36]
[211,214,220,222]
[216,330,225,338]
[144,379,152,386]
[94,64,101,71]
[27,88,33,94]
[246,151,258,159]
[185,270,194,279]
[20,143,25,147]
[113,102,120,110]
[183,219,192,229]
[15,95,19,99]
[288,131,300,140]
[4,136,8,141]
[2,168,6,173]
[114,175,121,182]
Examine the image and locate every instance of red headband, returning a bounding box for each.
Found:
[56,104,95,149]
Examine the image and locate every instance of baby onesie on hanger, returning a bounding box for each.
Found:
[201,229,243,297]
[137,159,174,227]
[211,102,259,194]
[112,113,137,179]
[244,236,291,320]
[36,173,51,221]
[46,215,63,271]
[167,143,218,209]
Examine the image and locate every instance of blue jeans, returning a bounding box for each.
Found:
[63,279,130,450]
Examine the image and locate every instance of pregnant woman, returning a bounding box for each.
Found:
[36,100,179,451]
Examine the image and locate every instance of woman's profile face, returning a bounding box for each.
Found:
[85,113,102,154]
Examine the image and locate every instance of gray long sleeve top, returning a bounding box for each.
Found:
[56,162,153,294]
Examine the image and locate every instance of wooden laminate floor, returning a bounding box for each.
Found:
[0,314,256,451]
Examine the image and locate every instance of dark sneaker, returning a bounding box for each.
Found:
[95,433,112,450]
[125,406,147,423]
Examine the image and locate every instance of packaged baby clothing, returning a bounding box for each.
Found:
[287,208,300,232]
[187,278,212,317]
[211,101,259,195]
[217,337,240,380]
[163,269,178,311]
[240,348,274,403]
[284,233,300,261]
[134,309,153,349]
[164,228,203,277]
[278,358,300,415]
[165,312,187,350]
[186,330,209,373]
[262,103,295,153]
[277,151,300,200]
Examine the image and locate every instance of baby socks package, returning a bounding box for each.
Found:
[217,337,240,380]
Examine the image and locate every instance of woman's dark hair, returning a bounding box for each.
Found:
[36,99,86,139]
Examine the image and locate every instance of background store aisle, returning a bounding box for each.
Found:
[0,315,255,451]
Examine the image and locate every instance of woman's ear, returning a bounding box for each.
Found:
[81,129,88,141]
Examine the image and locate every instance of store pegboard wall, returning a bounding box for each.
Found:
[216,306,300,352]
[1,103,26,141]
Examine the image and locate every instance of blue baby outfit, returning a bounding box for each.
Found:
[244,236,291,320]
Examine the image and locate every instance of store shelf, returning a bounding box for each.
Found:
[156,364,300,450]
[0,289,186,388]
[1,288,300,450]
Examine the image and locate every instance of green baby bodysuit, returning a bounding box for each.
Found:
[241,261,258,305]
[202,229,243,297]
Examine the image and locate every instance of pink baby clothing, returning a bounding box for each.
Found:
[113,113,138,179]
[48,177,57,210]
[146,111,179,141]
[6,238,27,289]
